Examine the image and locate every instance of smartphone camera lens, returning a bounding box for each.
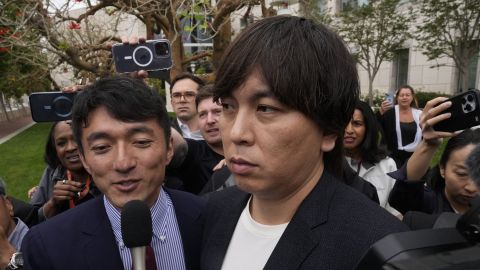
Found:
[155,42,169,56]
[52,96,74,117]
[465,104,473,112]
[133,46,153,67]
[467,94,474,102]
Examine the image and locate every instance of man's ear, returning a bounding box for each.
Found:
[165,136,174,165]
[321,133,337,153]
[79,153,92,175]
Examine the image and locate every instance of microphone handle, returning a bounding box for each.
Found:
[131,246,146,270]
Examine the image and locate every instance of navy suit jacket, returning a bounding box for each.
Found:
[201,172,408,270]
[22,188,205,270]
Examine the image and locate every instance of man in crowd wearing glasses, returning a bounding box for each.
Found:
[167,85,224,194]
[169,73,205,141]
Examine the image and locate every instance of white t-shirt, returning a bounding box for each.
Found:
[221,198,289,270]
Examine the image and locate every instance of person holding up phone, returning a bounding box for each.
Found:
[29,121,100,223]
[388,97,480,216]
[378,85,422,167]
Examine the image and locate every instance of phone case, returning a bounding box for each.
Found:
[112,40,172,73]
[433,90,480,132]
[29,92,76,122]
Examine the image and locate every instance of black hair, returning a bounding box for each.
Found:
[195,84,215,108]
[213,16,359,176]
[428,128,480,190]
[44,122,61,168]
[395,85,418,108]
[170,72,205,94]
[353,101,388,164]
[466,144,480,186]
[71,75,171,154]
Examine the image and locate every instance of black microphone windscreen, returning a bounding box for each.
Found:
[121,200,153,248]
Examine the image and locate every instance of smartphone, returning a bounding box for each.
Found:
[29,92,76,122]
[385,93,394,103]
[112,39,172,73]
[433,89,480,132]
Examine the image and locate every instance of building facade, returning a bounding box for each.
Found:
[229,0,480,96]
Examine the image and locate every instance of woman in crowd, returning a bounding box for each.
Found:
[30,120,99,222]
[344,101,400,216]
[389,97,480,215]
[379,85,422,167]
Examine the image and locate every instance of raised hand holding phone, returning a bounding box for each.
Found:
[111,38,172,73]
[432,89,480,132]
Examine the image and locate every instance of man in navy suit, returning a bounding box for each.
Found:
[201,16,408,270]
[22,76,205,270]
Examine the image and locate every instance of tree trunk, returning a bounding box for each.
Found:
[0,93,11,122]
[212,18,232,69]
[169,32,184,80]
[20,100,27,116]
[6,97,14,118]
[368,76,374,106]
[145,15,154,40]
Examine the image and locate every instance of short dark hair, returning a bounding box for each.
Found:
[195,84,215,109]
[353,101,388,164]
[170,72,205,94]
[44,122,61,168]
[71,76,171,154]
[213,16,359,175]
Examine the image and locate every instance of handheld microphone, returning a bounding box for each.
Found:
[121,200,153,270]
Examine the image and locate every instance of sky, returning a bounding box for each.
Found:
[48,0,97,11]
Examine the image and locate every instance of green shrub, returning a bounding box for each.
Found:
[415,91,451,109]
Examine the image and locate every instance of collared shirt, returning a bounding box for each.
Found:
[104,189,186,270]
[177,118,204,141]
[8,217,29,250]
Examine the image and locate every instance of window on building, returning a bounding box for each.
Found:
[394,49,409,89]
[180,16,213,55]
[467,53,479,89]
[341,0,369,11]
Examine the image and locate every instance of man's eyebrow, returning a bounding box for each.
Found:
[86,132,112,144]
[125,126,156,137]
[85,126,156,144]
[249,89,276,102]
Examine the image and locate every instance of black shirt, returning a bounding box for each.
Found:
[166,139,224,194]
[400,121,417,146]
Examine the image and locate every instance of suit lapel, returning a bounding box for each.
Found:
[80,197,124,270]
[265,173,339,270]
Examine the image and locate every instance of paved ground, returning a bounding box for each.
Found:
[0,115,34,143]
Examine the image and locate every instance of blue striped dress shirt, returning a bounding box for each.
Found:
[104,188,186,270]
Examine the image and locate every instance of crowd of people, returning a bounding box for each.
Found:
[0,15,479,270]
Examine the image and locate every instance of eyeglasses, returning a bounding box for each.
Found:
[172,91,197,102]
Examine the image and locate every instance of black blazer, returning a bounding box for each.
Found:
[22,188,205,270]
[201,172,408,270]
